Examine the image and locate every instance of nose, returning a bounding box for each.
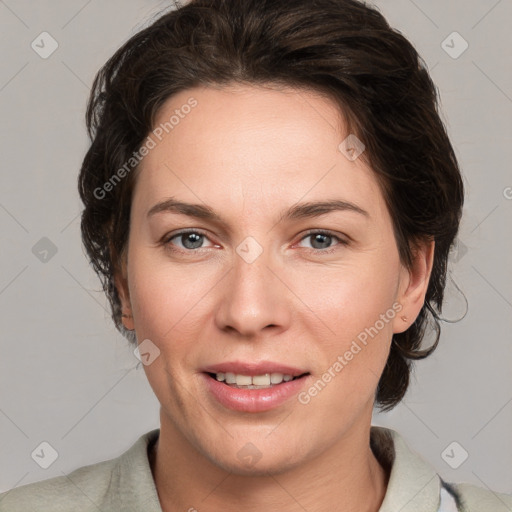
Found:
[214,246,292,339]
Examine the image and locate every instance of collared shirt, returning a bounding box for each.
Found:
[1,426,510,511]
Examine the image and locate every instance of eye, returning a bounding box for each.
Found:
[297,230,347,252]
[164,230,215,251]
[162,229,348,254]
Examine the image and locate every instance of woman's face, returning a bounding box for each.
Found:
[119,84,430,474]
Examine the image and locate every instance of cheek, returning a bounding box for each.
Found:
[126,253,215,401]
[289,252,400,405]
[127,251,216,347]
[293,258,400,342]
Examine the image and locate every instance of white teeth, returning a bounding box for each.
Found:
[225,372,236,384]
[252,374,271,386]
[270,372,284,384]
[214,372,297,387]
[236,374,252,386]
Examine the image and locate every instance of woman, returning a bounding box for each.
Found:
[1,0,510,511]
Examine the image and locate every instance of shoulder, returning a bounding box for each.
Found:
[0,456,119,512]
[446,481,512,512]
[370,425,512,512]
[0,428,161,512]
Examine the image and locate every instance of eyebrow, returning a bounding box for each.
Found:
[147,197,369,223]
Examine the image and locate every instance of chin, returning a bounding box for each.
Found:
[209,448,303,477]
[195,427,312,477]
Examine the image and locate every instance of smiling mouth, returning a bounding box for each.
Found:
[206,372,310,389]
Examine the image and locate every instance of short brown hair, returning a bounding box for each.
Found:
[79,0,464,411]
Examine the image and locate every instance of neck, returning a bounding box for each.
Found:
[151,411,389,512]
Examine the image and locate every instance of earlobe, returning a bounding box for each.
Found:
[393,239,435,334]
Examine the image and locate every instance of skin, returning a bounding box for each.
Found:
[116,83,434,512]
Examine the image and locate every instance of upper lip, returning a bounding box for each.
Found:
[202,361,309,377]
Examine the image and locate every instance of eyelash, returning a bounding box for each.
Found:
[162,229,349,255]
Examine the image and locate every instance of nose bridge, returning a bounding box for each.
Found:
[215,237,290,336]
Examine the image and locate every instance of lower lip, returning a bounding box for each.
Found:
[202,373,310,413]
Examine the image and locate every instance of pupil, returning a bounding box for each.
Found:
[183,233,203,249]
[312,233,331,249]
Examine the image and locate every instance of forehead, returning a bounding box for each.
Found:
[133,84,384,217]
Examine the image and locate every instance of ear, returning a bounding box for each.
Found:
[114,255,134,331]
[393,239,435,334]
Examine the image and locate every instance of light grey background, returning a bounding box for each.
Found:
[1,0,511,497]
